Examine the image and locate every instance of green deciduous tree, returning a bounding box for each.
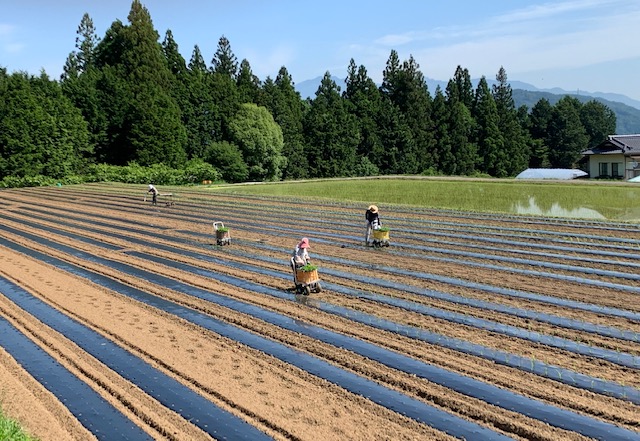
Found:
[228,103,285,181]
[204,140,248,182]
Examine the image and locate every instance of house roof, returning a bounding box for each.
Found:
[582,134,640,155]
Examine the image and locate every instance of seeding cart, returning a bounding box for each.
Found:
[213,221,231,245]
[290,258,322,295]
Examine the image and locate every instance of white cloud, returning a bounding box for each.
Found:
[362,0,640,83]
[0,23,24,55]
[241,44,295,80]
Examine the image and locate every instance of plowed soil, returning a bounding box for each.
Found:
[0,183,638,441]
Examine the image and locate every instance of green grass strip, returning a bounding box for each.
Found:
[210,177,640,221]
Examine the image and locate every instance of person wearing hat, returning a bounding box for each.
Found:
[292,237,312,268]
[147,184,159,205]
[365,204,381,245]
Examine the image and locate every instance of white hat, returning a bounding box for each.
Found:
[148,184,154,189]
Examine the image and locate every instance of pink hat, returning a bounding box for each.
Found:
[299,237,309,248]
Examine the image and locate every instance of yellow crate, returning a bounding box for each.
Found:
[372,229,390,240]
[296,269,319,284]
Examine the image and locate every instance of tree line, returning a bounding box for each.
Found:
[0,0,617,186]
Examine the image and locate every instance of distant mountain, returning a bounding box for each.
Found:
[295,76,640,135]
[511,90,640,135]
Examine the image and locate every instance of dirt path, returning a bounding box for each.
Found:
[0,184,638,440]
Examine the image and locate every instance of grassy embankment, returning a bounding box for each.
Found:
[210,177,640,221]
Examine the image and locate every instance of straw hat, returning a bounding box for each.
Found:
[368,205,378,213]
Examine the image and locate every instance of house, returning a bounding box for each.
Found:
[581,134,640,180]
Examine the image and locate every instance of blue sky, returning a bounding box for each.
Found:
[2,0,639,101]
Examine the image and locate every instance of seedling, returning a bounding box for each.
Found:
[299,263,318,272]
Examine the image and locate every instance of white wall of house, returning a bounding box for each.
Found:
[588,153,625,178]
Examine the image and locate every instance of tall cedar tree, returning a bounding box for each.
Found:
[211,36,238,79]
[492,67,530,176]
[431,86,455,173]
[90,1,187,166]
[182,45,218,158]
[579,100,617,150]
[61,13,105,156]
[304,72,359,178]
[237,59,264,105]
[121,1,187,166]
[528,98,553,167]
[445,79,478,175]
[263,67,309,180]
[547,96,589,168]
[473,77,504,175]
[207,36,240,142]
[344,60,385,166]
[380,51,434,172]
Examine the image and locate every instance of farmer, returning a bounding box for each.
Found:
[291,237,311,269]
[147,184,159,205]
[365,204,381,245]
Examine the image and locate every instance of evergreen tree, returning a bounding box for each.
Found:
[237,59,263,104]
[228,103,285,181]
[452,65,474,109]
[61,13,100,81]
[182,45,218,159]
[61,12,104,156]
[263,67,308,179]
[344,60,386,171]
[188,44,208,72]
[91,1,187,166]
[492,66,529,175]
[547,96,589,168]
[579,100,616,150]
[431,86,454,173]
[211,35,238,79]
[0,71,90,179]
[303,72,359,177]
[380,52,434,172]
[446,79,477,175]
[473,77,504,175]
[528,98,553,167]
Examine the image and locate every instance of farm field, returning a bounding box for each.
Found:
[0,182,639,441]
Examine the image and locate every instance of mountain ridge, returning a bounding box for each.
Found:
[295,76,640,134]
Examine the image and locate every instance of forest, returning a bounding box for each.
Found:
[0,0,618,187]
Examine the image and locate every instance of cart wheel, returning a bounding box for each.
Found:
[314,283,322,293]
[303,286,311,296]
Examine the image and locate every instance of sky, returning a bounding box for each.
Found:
[2,0,640,101]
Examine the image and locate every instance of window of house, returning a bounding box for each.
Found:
[599,162,609,177]
[612,162,621,177]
